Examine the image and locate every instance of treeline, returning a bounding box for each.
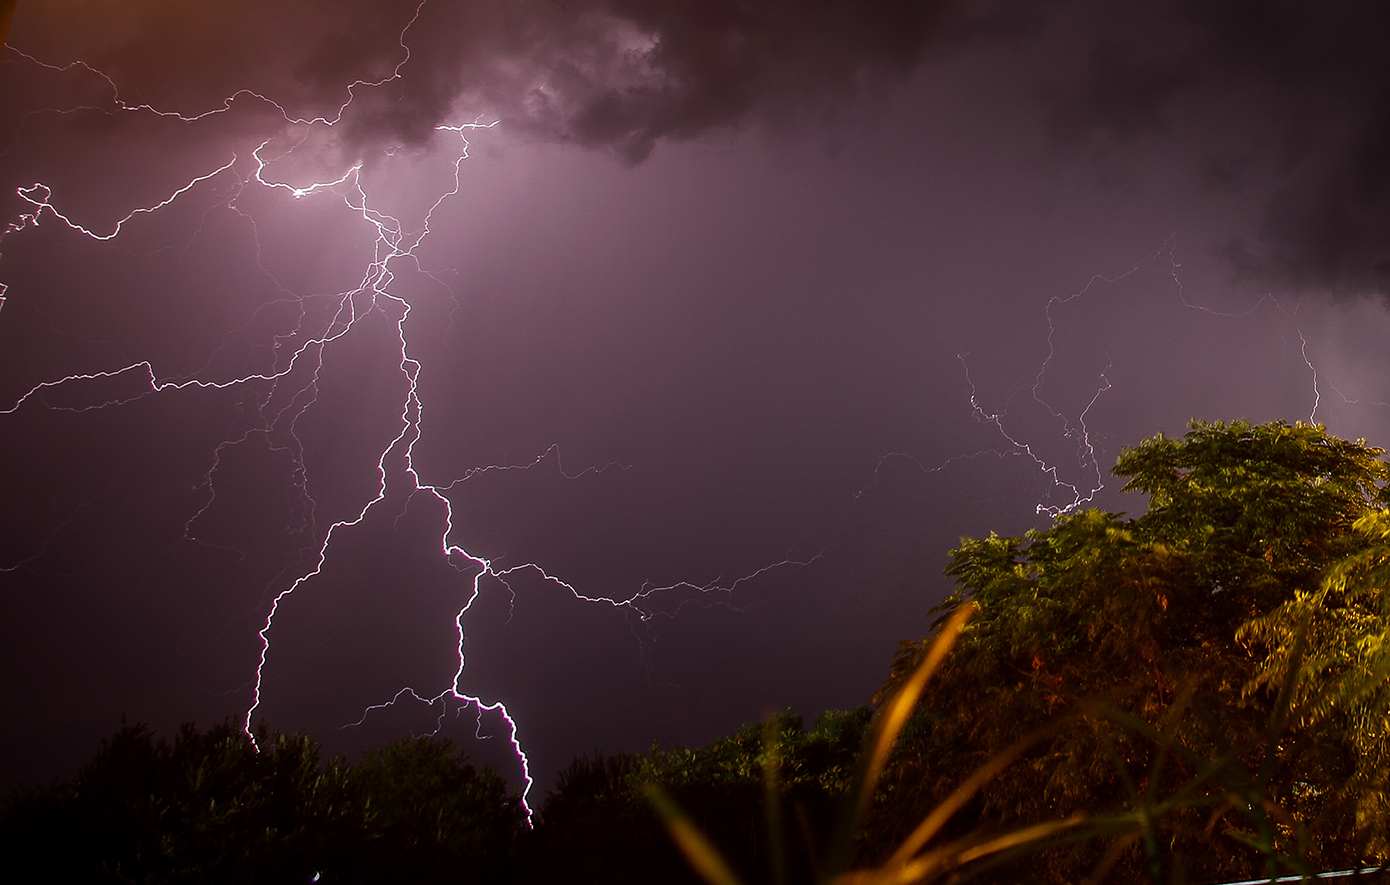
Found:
[11,420,1390,883]
[1,722,520,883]
[0,710,870,884]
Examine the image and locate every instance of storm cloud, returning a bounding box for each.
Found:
[13,0,1026,159]
[5,1,1390,795]
[1042,1,1390,297]
[12,0,1389,293]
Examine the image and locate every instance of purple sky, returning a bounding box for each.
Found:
[4,1,1390,803]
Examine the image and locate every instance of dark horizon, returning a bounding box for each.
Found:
[4,0,1390,802]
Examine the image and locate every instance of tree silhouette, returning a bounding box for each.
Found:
[1,722,523,883]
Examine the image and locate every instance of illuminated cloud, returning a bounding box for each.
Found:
[16,0,1389,292]
[16,0,1028,158]
[5,0,1390,796]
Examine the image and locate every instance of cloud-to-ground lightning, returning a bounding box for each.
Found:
[0,3,823,821]
[1,23,553,799]
[8,2,1389,834]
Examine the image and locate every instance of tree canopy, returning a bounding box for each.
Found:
[1241,507,1390,858]
[874,419,1390,880]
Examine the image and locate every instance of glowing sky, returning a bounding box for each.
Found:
[4,0,1390,797]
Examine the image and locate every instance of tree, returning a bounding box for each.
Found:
[344,735,524,882]
[0,723,525,884]
[872,420,1390,881]
[519,709,872,884]
[1241,507,1390,856]
[1,721,358,883]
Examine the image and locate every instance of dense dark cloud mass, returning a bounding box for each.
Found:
[14,0,1390,290]
[5,0,1390,798]
[16,0,1030,161]
[1043,1,1390,297]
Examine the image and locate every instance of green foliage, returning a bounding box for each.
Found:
[1114,419,1390,607]
[637,709,870,797]
[644,603,1111,885]
[872,420,1390,881]
[521,709,873,884]
[1241,508,1390,855]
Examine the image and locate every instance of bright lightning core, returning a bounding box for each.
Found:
[0,9,560,811]
[3,98,542,804]
[0,14,822,820]
[10,1,1390,831]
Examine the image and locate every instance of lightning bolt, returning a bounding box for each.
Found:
[957,351,1111,517]
[939,246,1165,518]
[0,3,819,822]
[936,238,1351,518]
[2,59,542,796]
[1295,314,1322,423]
[11,4,1373,830]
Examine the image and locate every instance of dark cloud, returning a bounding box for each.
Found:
[11,0,1035,164]
[1038,1,1390,298]
[15,1,1387,292]
[9,0,1390,800]
[1043,41,1191,144]
[1229,114,1390,298]
[1190,0,1390,298]
[500,0,1029,162]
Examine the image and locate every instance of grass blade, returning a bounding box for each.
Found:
[645,782,747,885]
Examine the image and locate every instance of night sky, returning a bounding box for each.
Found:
[4,1,1390,806]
